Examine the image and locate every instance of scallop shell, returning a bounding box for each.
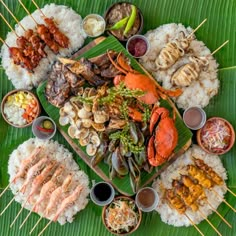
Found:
[90,134,101,147]
[82,118,92,128]
[63,102,74,113]
[93,111,109,124]
[79,136,90,146]
[77,128,90,139]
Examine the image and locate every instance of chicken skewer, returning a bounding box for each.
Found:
[18,0,60,53]
[29,173,73,234]
[10,158,50,227]
[193,157,236,197]
[173,179,231,228]
[187,165,236,212]
[31,0,69,48]
[19,166,65,229]
[38,185,83,236]
[0,146,42,199]
[165,189,204,236]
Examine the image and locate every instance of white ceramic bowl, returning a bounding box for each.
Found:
[32,116,56,140]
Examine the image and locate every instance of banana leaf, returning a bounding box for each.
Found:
[0,0,236,236]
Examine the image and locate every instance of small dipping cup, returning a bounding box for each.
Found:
[135,187,159,212]
[90,182,115,206]
[126,35,150,58]
[32,116,56,140]
[183,106,206,130]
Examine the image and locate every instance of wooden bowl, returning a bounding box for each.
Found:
[102,196,142,235]
[1,89,41,128]
[104,2,143,42]
[197,117,235,155]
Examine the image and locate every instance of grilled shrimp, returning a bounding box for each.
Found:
[52,184,83,221]
[32,166,66,212]
[45,173,73,216]
[27,160,57,201]
[171,56,209,87]
[20,157,49,193]
[12,146,43,183]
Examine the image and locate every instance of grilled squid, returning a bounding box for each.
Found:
[155,32,193,70]
[171,56,209,87]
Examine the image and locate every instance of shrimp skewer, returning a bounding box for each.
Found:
[38,185,83,236]
[29,173,73,234]
[19,166,65,229]
[10,158,50,227]
[0,146,42,199]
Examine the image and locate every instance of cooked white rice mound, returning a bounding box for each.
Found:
[152,145,227,227]
[0,4,87,90]
[8,138,90,225]
[139,23,219,109]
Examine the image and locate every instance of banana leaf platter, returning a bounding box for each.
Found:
[1,0,236,236]
[36,35,192,196]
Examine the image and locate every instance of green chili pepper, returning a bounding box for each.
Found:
[123,5,137,36]
[108,16,130,30]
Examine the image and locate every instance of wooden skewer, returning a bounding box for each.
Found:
[211,188,236,213]
[0,182,11,199]
[18,0,38,25]
[38,219,53,236]
[211,40,229,56]
[0,0,26,31]
[205,199,232,228]
[10,204,25,227]
[187,18,207,39]
[19,203,36,229]
[31,0,46,18]
[0,13,19,37]
[0,196,16,215]
[184,213,204,236]
[225,186,236,197]
[198,208,222,236]
[29,215,43,234]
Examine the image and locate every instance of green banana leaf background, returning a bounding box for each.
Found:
[0,0,235,236]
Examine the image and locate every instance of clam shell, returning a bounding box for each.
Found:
[63,102,73,113]
[92,122,105,132]
[78,108,92,119]
[68,125,79,139]
[79,136,90,146]
[86,143,97,156]
[59,116,70,126]
[90,134,101,147]
[93,111,109,124]
[77,128,90,139]
[82,118,92,128]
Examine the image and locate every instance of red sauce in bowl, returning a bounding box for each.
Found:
[127,35,149,58]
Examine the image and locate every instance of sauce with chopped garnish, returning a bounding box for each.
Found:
[200,119,232,153]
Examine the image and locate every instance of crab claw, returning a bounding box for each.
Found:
[147,135,157,166]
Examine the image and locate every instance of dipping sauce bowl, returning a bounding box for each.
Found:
[90,182,115,206]
[135,187,159,212]
[183,106,206,130]
[82,14,106,37]
[126,34,150,58]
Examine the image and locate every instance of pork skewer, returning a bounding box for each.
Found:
[187,165,236,212]
[173,179,231,228]
[31,0,69,48]
[18,0,60,53]
[19,166,65,229]
[193,157,236,197]
[0,146,42,199]
[165,189,204,236]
